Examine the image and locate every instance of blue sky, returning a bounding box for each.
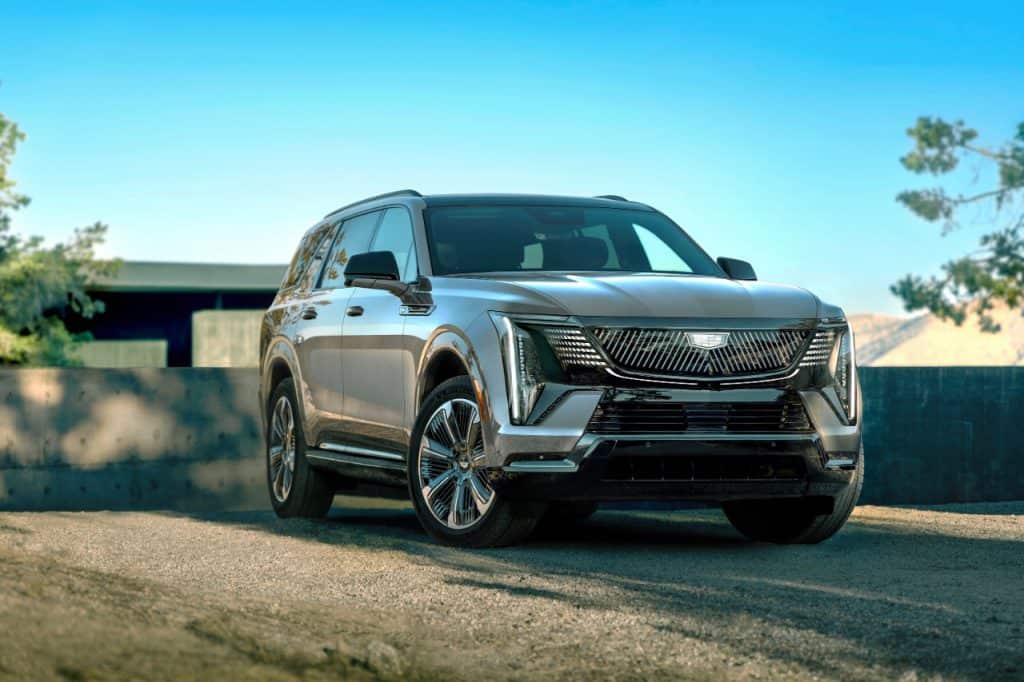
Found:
[2,0,1021,314]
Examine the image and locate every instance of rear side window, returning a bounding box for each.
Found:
[281,221,335,290]
[298,223,339,290]
[371,207,418,282]
[319,210,382,289]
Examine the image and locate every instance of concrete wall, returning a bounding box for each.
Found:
[0,366,1021,511]
[77,339,169,368]
[859,367,1024,505]
[0,368,264,511]
[191,310,263,368]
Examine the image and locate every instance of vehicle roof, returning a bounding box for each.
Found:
[421,193,655,211]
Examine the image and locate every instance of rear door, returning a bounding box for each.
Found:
[338,206,419,455]
[296,209,381,447]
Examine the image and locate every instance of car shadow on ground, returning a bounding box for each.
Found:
[183,502,1024,681]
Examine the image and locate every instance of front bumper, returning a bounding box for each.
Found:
[484,384,862,503]
[488,434,855,503]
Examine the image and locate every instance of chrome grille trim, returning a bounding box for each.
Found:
[799,328,840,367]
[591,327,810,379]
[541,327,607,368]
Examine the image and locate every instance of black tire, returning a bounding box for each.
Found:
[408,376,546,548]
[723,447,864,544]
[266,378,335,518]
[538,501,600,529]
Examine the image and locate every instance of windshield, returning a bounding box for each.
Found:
[424,205,722,277]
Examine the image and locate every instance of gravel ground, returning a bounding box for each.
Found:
[1,500,1023,681]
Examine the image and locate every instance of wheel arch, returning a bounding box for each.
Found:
[260,338,310,443]
[419,349,468,403]
[414,327,494,426]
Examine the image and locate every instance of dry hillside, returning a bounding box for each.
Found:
[849,303,1024,366]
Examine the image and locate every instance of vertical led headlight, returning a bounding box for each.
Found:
[829,326,857,421]
[490,313,546,424]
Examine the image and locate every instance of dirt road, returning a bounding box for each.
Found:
[1,501,1022,680]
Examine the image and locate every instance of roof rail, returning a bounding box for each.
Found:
[324,189,423,218]
[594,194,628,201]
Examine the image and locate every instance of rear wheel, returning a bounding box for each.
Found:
[408,376,545,547]
[723,448,864,544]
[266,378,335,518]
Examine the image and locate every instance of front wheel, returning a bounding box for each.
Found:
[408,376,545,547]
[723,447,864,544]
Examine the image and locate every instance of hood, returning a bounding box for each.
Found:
[477,273,821,319]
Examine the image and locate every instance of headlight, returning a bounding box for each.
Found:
[829,326,857,421]
[490,313,547,424]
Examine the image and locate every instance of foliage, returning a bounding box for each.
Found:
[892,117,1024,331]
[0,111,118,365]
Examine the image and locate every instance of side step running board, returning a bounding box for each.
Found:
[307,444,405,473]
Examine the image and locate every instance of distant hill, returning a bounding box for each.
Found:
[849,304,1024,367]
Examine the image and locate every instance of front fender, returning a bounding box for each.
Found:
[414,314,511,464]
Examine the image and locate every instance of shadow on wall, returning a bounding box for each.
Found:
[2,366,1024,511]
[859,366,1024,505]
[0,368,266,511]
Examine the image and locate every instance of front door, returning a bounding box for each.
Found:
[339,206,419,455]
[302,209,382,447]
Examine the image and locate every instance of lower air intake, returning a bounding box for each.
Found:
[603,455,807,482]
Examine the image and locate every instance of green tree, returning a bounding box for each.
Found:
[0,111,118,365]
[891,117,1024,331]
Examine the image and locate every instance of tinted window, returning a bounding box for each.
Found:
[281,221,334,289]
[370,207,417,282]
[298,222,340,290]
[634,224,692,273]
[580,223,622,268]
[424,205,720,276]
[319,210,381,289]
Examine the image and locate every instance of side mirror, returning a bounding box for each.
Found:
[717,257,757,281]
[344,251,408,296]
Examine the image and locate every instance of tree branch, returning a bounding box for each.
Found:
[963,143,1013,163]
[952,188,1010,205]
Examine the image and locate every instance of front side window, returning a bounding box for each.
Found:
[424,205,720,276]
[371,207,418,282]
[319,210,381,289]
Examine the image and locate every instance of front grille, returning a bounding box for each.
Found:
[591,327,809,378]
[541,326,607,368]
[588,396,812,434]
[799,327,839,367]
[603,454,807,482]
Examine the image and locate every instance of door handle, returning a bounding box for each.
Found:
[346,306,364,317]
[301,307,318,320]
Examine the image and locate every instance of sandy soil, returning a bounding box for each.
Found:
[1,501,1022,681]
[849,304,1024,366]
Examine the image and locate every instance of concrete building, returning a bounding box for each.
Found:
[70,261,285,368]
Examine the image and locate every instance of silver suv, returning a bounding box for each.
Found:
[259,191,862,547]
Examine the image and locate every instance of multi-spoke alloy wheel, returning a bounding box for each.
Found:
[268,395,297,503]
[265,378,334,518]
[409,376,545,547]
[418,398,495,530]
